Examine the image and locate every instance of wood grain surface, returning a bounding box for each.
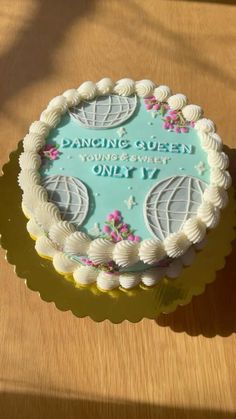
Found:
[0,1,236,418]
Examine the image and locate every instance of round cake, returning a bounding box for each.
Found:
[18,78,231,291]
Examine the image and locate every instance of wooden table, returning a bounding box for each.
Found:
[0,1,236,418]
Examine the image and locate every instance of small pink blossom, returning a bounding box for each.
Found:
[175,126,181,133]
[145,104,152,110]
[190,121,195,128]
[107,214,114,221]
[110,231,119,241]
[113,210,121,217]
[134,235,141,242]
[113,215,121,224]
[181,127,188,133]
[163,122,170,129]
[103,225,111,233]
[128,234,135,241]
[153,103,160,111]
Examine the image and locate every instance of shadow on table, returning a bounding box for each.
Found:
[0,0,95,112]
[0,392,235,419]
[156,147,236,338]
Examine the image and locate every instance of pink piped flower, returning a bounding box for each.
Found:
[107,214,114,222]
[103,225,111,234]
[40,144,60,161]
[120,226,128,233]
[175,126,181,133]
[153,103,160,111]
[113,210,121,217]
[145,104,152,110]
[181,127,188,133]
[163,122,170,129]
[113,215,121,224]
[110,231,119,241]
[134,235,141,242]
[190,121,195,128]
[128,234,135,241]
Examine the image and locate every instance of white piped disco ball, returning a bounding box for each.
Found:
[41,175,89,226]
[69,95,137,129]
[144,175,207,240]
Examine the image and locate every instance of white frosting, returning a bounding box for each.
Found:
[53,252,79,274]
[183,217,206,243]
[113,240,140,267]
[113,78,135,96]
[26,218,44,238]
[164,232,191,258]
[203,185,228,209]
[19,151,41,170]
[77,81,97,100]
[208,150,229,170]
[200,132,222,151]
[135,80,155,97]
[64,231,91,255]
[62,89,81,107]
[18,169,41,190]
[195,118,215,133]
[23,133,45,152]
[47,95,68,113]
[210,168,232,189]
[197,201,220,229]
[22,185,48,213]
[40,108,61,128]
[181,246,196,266]
[96,78,114,95]
[22,203,33,218]
[167,94,187,110]
[73,265,98,285]
[182,104,202,122]
[166,259,183,279]
[141,267,167,286]
[139,239,166,264]
[35,235,58,258]
[97,271,120,290]
[29,120,50,136]
[153,85,172,102]
[119,273,141,289]
[35,202,61,231]
[19,79,230,284]
[49,221,76,248]
[88,238,114,264]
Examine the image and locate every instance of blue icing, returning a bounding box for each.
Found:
[40,98,210,239]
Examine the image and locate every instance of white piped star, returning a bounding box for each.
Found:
[195,161,206,175]
[124,195,137,210]
[117,127,127,138]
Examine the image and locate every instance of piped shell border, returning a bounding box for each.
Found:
[18,78,231,290]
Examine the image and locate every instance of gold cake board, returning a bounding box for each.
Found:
[0,142,235,323]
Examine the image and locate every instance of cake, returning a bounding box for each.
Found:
[18,78,231,291]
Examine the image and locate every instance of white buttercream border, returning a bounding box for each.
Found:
[19,78,231,290]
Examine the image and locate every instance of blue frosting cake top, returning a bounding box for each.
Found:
[40,95,209,241]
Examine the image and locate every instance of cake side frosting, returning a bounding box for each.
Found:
[18,78,231,290]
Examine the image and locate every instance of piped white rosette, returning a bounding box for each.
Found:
[18,78,231,291]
